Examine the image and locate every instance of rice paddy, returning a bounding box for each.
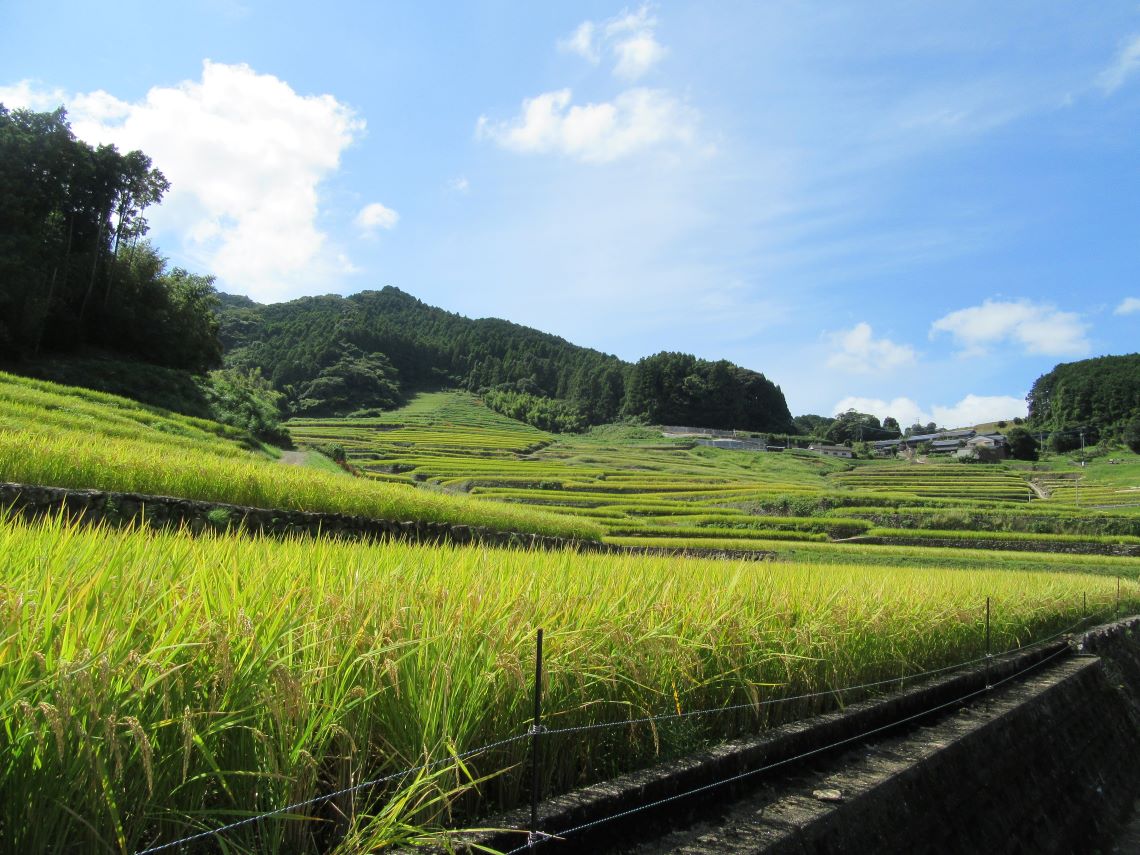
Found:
[0,374,597,540]
[287,391,1140,560]
[3,514,1135,853]
[4,381,1140,852]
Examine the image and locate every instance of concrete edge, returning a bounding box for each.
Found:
[434,628,1101,854]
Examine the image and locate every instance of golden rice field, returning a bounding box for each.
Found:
[288,392,1140,557]
[2,514,1135,853]
[0,373,597,541]
[3,373,1140,852]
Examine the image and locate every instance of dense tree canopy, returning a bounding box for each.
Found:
[1027,354,1140,440]
[292,345,402,417]
[0,105,220,371]
[825,410,901,444]
[621,352,793,432]
[219,288,794,430]
[792,414,833,436]
[1006,426,1039,461]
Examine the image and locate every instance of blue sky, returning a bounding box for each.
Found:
[3,2,1138,425]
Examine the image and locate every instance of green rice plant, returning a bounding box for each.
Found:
[866,527,1140,545]
[4,514,1133,852]
[604,525,829,542]
[282,391,1140,549]
[0,374,598,541]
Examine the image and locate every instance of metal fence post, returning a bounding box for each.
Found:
[984,597,992,690]
[528,628,545,849]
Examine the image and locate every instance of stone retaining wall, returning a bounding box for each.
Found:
[0,481,613,552]
[0,482,775,561]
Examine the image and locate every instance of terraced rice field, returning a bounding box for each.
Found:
[0,374,596,540]
[829,464,1035,502]
[5,382,1140,852]
[288,392,1140,561]
[1031,471,1140,510]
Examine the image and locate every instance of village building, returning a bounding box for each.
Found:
[692,437,768,451]
[807,443,854,458]
[959,433,1010,460]
[873,429,980,456]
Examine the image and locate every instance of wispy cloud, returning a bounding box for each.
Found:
[559,21,600,65]
[355,202,399,233]
[1098,33,1140,93]
[930,298,1089,357]
[477,87,695,163]
[1115,296,1140,316]
[559,5,666,80]
[826,322,916,373]
[1,63,364,302]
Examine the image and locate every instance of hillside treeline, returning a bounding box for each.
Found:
[0,106,220,370]
[1027,353,1140,448]
[219,288,795,432]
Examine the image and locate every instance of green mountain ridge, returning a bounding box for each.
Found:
[217,285,796,433]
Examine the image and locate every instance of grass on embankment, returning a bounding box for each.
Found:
[4,514,1135,853]
[0,372,599,540]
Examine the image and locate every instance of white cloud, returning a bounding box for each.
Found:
[0,79,68,111]
[355,202,399,233]
[559,21,600,64]
[560,5,666,80]
[612,32,667,81]
[477,87,695,163]
[825,322,916,373]
[931,394,1027,427]
[930,298,1089,357]
[449,176,470,193]
[1115,296,1140,316]
[831,393,1026,429]
[490,7,678,164]
[2,62,364,302]
[1099,34,1140,93]
[604,6,666,80]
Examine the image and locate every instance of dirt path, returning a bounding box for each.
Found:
[279,451,308,466]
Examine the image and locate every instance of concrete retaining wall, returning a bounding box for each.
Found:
[446,619,1140,854]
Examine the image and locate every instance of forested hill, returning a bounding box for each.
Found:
[218,286,794,433]
[1027,353,1140,442]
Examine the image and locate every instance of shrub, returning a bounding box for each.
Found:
[1006,427,1039,461]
